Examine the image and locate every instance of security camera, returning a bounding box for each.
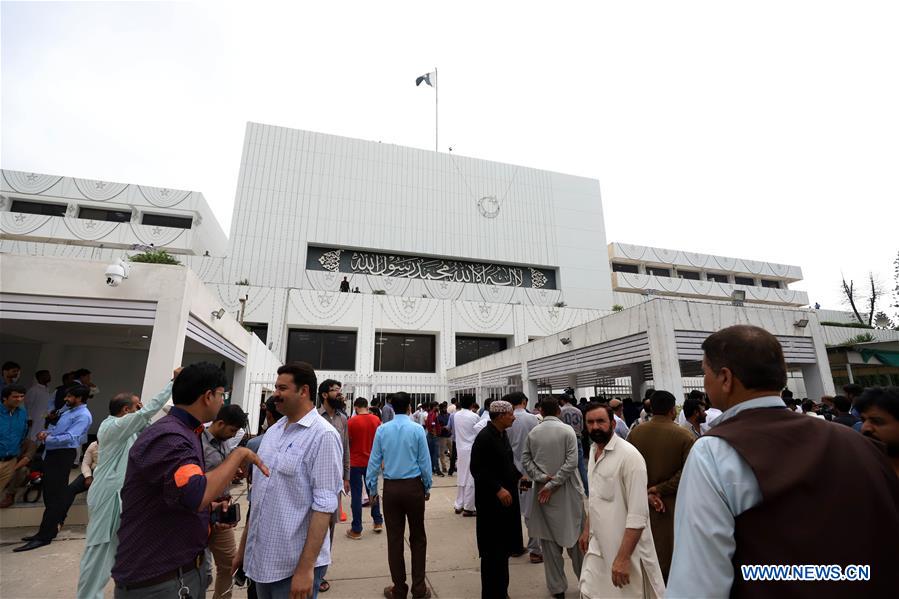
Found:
[560,337,571,345]
[105,258,130,287]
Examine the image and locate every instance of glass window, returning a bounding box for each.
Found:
[10,199,67,217]
[286,329,356,370]
[611,262,639,274]
[761,279,781,289]
[647,267,670,277]
[734,276,755,286]
[706,273,730,283]
[677,270,701,280]
[142,213,193,229]
[456,336,508,366]
[78,207,132,222]
[374,333,435,373]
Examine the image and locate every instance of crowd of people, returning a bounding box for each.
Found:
[2,323,899,598]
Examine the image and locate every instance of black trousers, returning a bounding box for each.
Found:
[58,473,89,527]
[383,478,427,598]
[36,448,76,541]
[480,553,510,599]
[449,441,457,474]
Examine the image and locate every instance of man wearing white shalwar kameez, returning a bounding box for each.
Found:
[452,399,481,514]
[579,403,665,599]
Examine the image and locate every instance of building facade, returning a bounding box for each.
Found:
[3,122,862,405]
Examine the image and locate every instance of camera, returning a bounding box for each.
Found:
[210,502,240,525]
[104,259,130,287]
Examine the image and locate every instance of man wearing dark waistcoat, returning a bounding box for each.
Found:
[668,325,899,598]
[111,362,268,598]
[470,399,522,599]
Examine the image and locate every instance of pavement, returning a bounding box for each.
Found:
[0,475,581,599]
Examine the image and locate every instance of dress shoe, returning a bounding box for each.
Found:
[529,552,544,564]
[0,492,15,508]
[412,590,432,599]
[345,529,362,540]
[383,585,406,599]
[462,510,477,517]
[373,522,384,533]
[510,548,527,557]
[13,539,50,552]
[454,507,463,515]
[553,593,565,599]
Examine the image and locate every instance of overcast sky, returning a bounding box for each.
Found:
[3,1,897,311]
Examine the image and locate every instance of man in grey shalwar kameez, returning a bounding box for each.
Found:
[505,392,542,561]
[522,396,586,598]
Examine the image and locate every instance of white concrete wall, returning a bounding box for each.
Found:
[222,123,612,310]
[1,169,228,257]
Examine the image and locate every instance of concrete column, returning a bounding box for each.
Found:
[845,363,854,384]
[803,315,836,398]
[141,293,190,404]
[567,374,578,393]
[520,363,539,410]
[270,288,290,362]
[645,300,685,402]
[512,304,529,347]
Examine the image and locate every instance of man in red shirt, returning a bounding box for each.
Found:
[346,397,383,539]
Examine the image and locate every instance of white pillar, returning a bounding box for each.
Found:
[803,314,836,398]
[141,282,190,403]
[645,300,685,403]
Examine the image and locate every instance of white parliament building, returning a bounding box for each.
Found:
[2,122,868,427]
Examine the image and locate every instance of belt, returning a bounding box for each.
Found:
[115,552,204,591]
[0,455,18,462]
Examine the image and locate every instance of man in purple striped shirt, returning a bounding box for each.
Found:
[110,362,268,598]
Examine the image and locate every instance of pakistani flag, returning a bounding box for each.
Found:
[415,71,435,87]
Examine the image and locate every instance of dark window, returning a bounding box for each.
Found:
[374,333,435,373]
[78,207,131,222]
[286,329,356,370]
[246,323,268,344]
[611,262,639,274]
[141,213,193,229]
[647,267,670,277]
[706,273,730,283]
[678,270,701,280]
[734,276,755,286]
[456,336,508,366]
[10,199,67,217]
[761,279,781,289]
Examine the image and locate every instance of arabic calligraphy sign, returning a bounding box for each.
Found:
[306,246,556,290]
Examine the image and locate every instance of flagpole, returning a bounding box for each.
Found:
[434,67,438,153]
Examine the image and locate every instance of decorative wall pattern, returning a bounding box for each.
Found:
[2,171,63,195]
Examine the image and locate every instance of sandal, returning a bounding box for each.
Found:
[319,579,330,593]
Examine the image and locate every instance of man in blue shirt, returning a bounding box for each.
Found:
[366,391,432,599]
[15,384,93,551]
[0,384,31,504]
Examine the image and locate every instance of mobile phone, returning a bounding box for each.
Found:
[211,503,241,524]
[519,479,533,492]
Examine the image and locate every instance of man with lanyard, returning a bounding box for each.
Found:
[202,404,249,599]
[110,362,267,598]
[16,384,93,551]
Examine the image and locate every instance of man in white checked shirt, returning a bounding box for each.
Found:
[236,362,344,599]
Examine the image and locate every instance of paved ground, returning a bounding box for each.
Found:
[0,475,580,598]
